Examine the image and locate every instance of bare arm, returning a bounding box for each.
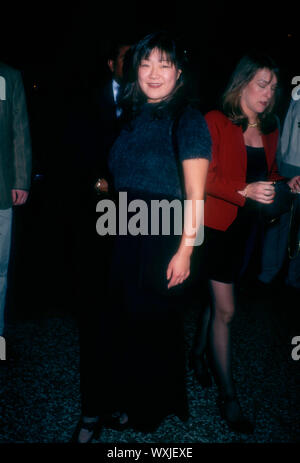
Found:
[167,157,209,289]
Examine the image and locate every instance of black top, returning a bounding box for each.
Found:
[245,145,268,183]
[240,145,269,220]
[109,103,212,199]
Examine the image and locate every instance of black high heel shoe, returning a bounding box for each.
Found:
[71,417,102,443]
[189,352,213,388]
[217,395,254,434]
[104,411,130,431]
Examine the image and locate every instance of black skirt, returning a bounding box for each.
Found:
[203,205,263,284]
[90,190,189,429]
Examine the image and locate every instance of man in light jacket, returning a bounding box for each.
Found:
[0,62,32,336]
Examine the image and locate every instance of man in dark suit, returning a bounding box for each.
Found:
[0,62,32,337]
[63,39,132,306]
[89,41,131,195]
[64,39,133,442]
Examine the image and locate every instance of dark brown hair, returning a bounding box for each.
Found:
[120,30,189,121]
[222,53,280,134]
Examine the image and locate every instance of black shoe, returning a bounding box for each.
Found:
[217,395,254,434]
[104,411,130,431]
[189,352,213,388]
[71,417,102,443]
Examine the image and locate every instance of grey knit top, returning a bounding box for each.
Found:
[109,103,211,199]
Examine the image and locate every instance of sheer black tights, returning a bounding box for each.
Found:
[193,280,243,420]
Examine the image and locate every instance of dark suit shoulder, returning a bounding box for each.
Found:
[89,80,117,126]
[93,81,115,110]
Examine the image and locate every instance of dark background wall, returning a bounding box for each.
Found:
[1,1,298,168]
[2,1,299,318]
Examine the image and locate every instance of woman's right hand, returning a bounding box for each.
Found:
[238,181,275,204]
[166,251,191,289]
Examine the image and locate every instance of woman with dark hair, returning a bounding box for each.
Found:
[189,53,298,434]
[72,30,211,442]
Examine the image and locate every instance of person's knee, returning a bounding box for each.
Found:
[215,305,235,324]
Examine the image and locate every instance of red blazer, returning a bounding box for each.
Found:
[204,110,282,231]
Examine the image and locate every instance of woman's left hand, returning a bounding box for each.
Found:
[287,176,300,193]
[166,251,191,289]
